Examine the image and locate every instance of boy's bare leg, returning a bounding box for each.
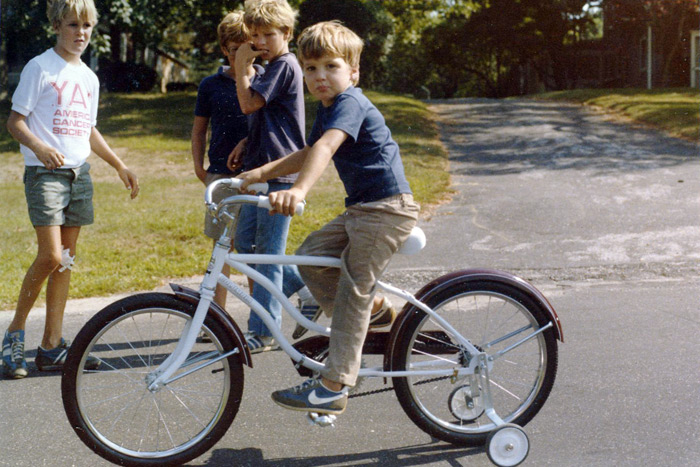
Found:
[41,226,81,349]
[8,226,64,334]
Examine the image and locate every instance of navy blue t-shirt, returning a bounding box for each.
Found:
[194,67,250,174]
[308,86,412,207]
[246,53,305,183]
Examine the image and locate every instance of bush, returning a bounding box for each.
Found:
[98,60,158,92]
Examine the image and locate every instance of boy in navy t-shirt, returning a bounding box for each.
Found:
[192,11,252,310]
[238,21,420,415]
[227,0,318,352]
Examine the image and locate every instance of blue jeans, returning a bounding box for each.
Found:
[235,182,305,337]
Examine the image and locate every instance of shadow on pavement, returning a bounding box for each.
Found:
[197,442,483,466]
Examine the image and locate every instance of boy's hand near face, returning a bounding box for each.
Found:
[234,42,263,75]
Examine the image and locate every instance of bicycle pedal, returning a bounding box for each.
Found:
[306,412,337,428]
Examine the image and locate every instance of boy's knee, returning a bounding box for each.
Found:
[35,252,63,272]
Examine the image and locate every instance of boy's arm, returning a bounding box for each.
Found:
[234,43,266,114]
[6,111,65,169]
[191,116,209,184]
[89,127,140,199]
[268,129,349,216]
[238,145,310,188]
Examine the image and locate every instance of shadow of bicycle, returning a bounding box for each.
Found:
[195,441,483,466]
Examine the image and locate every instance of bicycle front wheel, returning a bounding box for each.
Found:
[391,280,558,446]
[62,293,244,466]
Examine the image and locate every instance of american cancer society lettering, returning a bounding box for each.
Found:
[51,80,92,137]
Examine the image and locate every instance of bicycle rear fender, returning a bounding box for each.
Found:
[170,283,253,368]
[383,269,563,372]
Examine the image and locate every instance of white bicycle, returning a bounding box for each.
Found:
[61,178,562,467]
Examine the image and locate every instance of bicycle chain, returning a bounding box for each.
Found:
[349,375,450,399]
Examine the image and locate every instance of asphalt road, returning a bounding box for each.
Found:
[2,98,699,467]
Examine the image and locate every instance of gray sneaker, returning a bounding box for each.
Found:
[292,298,323,340]
[369,297,397,329]
[244,332,278,354]
[35,338,100,372]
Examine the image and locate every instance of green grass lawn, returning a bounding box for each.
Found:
[535,88,700,141]
[0,91,449,309]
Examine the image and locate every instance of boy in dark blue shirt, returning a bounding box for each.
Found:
[239,21,419,414]
[193,9,317,332]
[227,0,318,352]
[192,11,253,310]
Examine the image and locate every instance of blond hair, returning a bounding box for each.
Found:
[297,21,363,83]
[47,0,98,29]
[243,0,296,36]
[218,11,250,48]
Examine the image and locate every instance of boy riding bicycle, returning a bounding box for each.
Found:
[239,21,419,414]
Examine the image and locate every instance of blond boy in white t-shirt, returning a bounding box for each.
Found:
[2,0,139,379]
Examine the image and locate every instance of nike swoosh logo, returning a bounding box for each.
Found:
[308,389,345,405]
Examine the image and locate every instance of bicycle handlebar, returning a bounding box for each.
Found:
[205,178,305,216]
[204,177,269,205]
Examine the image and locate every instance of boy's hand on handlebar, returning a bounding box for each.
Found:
[268,188,305,216]
[238,169,265,194]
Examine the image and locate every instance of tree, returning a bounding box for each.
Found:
[297,0,393,88]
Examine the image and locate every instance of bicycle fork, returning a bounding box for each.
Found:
[146,240,230,392]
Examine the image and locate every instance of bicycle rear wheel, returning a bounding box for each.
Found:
[391,280,558,446]
[62,293,244,466]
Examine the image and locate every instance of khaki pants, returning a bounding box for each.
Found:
[297,194,419,386]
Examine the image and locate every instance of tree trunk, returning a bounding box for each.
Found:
[660,7,686,87]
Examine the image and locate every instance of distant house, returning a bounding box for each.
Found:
[594,2,699,88]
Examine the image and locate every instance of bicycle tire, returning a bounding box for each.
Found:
[61,293,244,466]
[391,280,558,446]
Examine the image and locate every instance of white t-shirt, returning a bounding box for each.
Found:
[11,48,99,168]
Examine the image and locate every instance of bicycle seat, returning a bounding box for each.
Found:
[398,226,426,255]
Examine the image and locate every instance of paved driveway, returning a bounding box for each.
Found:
[2,98,699,466]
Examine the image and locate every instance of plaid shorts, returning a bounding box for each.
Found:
[23,163,94,227]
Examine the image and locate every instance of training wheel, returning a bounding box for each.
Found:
[486,424,529,467]
[448,384,484,422]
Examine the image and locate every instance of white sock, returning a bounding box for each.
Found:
[297,286,317,304]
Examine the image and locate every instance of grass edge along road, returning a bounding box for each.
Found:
[536,87,699,142]
[0,90,450,309]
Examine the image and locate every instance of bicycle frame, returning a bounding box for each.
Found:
[146,191,552,395]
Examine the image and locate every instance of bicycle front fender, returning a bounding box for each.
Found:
[383,269,563,372]
[169,283,253,368]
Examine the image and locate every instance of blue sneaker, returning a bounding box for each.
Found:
[35,338,100,372]
[244,332,278,354]
[2,330,28,379]
[292,298,323,340]
[271,378,348,415]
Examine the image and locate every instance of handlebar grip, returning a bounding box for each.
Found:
[204,178,269,206]
[258,197,305,216]
[228,178,269,194]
